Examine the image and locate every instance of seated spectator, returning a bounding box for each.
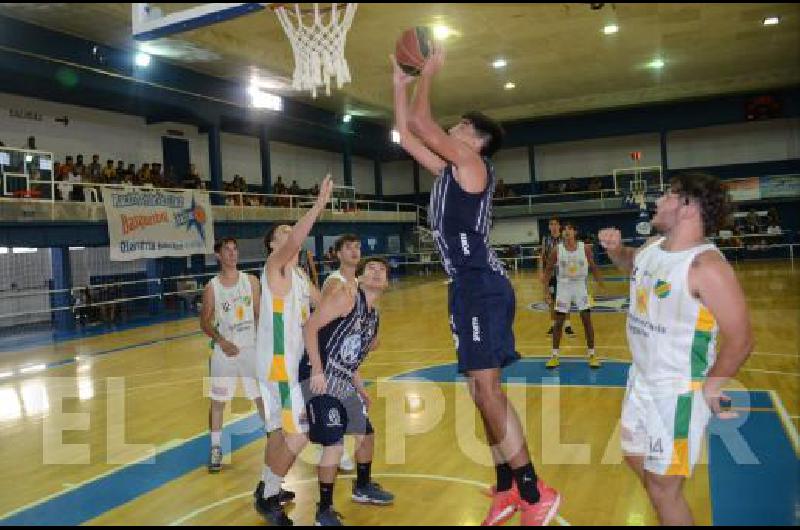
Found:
[88,154,102,183]
[75,154,87,178]
[151,163,163,184]
[102,159,116,183]
[746,208,761,234]
[124,164,136,185]
[116,160,125,177]
[588,177,603,192]
[59,156,74,180]
[137,163,152,186]
[183,164,202,189]
[273,175,289,207]
[288,179,301,196]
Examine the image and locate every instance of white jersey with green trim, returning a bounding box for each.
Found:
[627,237,722,394]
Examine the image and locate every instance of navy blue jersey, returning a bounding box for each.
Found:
[300,288,379,399]
[429,159,505,278]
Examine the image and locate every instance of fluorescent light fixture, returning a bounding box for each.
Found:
[12,247,37,254]
[248,85,283,111]
[762,16,780,26]
[135,51,151,67]
[504,82,516,90]
[492,58,507,69]
[647,58,665,69]
[20,364,46,374]
[603,24,619,35]
[433,25,452,40]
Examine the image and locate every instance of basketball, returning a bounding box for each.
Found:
[395,26,433,76]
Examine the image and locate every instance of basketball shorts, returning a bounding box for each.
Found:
[208,346,260,402]
[555,280,591,313]
[621,376,712,477]
[448,272,520,374]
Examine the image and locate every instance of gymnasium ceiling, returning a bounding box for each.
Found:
[1,3,798,125]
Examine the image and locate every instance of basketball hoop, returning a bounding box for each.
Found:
[272,3,358,98]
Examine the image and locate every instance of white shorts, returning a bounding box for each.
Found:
[620,378,711,477]
[259,379,308,436]
[208,347,260,402]
[555,281,591,313]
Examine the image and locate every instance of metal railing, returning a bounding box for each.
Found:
[0,181,424,224]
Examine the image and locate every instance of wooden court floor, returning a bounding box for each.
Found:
[0,261,797,525]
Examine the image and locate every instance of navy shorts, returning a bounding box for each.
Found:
[448,272,520,374]
[305,392,374,447]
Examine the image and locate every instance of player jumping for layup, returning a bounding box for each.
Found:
[392,47,560,526]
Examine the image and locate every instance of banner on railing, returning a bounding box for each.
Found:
[760,174,800,199]
[104,188,214,261]
[723,177,761,202]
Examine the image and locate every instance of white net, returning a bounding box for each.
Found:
[273,3,358,98]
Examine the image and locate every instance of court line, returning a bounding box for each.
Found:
[1,330,204,379]
[768,390,800,455]
[0,412,263,523]
[167,473,571,526]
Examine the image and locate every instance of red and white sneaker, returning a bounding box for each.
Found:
[518,480,561,526]
[481,484,521,526]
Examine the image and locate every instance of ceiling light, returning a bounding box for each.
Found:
[343,114,352,123]
[134,51,151,67]
[433,25,452,40]
[647,58,665,69]
[762,16,780,26]
[492,58,507,69]
[603,24,619,35]
[248,84,283,111]
[504,82,516,90]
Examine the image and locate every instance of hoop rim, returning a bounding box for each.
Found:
[269,3,350,15]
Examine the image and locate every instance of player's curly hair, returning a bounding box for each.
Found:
[669,172,732,236]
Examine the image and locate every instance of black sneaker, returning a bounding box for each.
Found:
[546,326,553,336]
[254,493,293,526]
[564,325,576,336]
[254,480,296,506]
[315,504,344,526]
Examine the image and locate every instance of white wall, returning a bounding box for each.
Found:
[382,160,414,195]
[489,218,540,245]
[221,132,261,186]
[493,147,529,184]
[667,118,800,169]
[0,93,216,179]
[352,156,374,195]
[269,141,344,189]
[534,133,661,181]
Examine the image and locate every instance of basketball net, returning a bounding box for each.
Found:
[273,3,358,98]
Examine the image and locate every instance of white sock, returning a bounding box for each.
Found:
[210,431,222,447]
[552,349,559,358]
[262,465,283,498]
[588,348,595,357]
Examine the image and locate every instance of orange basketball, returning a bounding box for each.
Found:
[395,26,433,76]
